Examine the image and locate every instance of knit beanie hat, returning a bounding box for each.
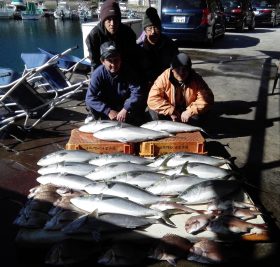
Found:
[171,53,192,70]
[100,0,121,25]
[142,7,161,30]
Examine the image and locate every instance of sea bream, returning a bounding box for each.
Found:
[88,153,153,166]
[85,162,157,181]
[93,124,173,143]
[141,120,206,134]
[37,162,98,176]
[37,150,98,166]
[84,181,172,205]
[79,120,132,133]
[70,194,175,226]
[149,152,231,168]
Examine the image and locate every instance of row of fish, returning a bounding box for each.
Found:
[79,119,206,143]
[14,149,267,266]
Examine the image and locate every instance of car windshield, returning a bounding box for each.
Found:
[252,0,275,8]
[221,0,242,8]
[161,0,207,9]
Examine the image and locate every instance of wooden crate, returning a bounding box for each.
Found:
[65,129,136,154]
[139,132,206,157]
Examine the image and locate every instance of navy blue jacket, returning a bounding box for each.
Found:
[86,65,143,116]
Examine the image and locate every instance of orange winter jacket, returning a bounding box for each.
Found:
[147,68,214,117]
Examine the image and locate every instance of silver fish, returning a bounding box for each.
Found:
[70,194,175,226]
[84,181,171,205]
[85,162,156,181]
[79,120,132,133]
[207,199,257,212]
[149,152,231,168]
[36,173,94,191]
[93,124,173,143]
[179,180,241,204]
[141,120,206,134]
[37,150,98,166]
[159,162,232,180]
[88,153,153,166]
[146,174,207,196]
[37,162,97,176]
[111,171,171,188]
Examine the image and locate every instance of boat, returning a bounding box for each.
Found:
[0,1,16,19]
[21,1,43,20]
[77,3,93,21]
[53,1,72,20]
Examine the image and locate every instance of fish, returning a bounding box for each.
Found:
[37,162,98,176]
[187,239,226,264]
[159,161,232,180]
[70,194,175,227]
[79,120,132,133]
[93,124,173,143]
[110,171,171,188]
[149,234,193,266]
[84,181,171,205]
[185,214,214,234]
[207,199,257,212]
[141,120,206,134]
[146,174,207,196]
[207,215,267,235]
[149,152,231,168]
[36,173,95,191]
[179,180,241,204]
[85,162,156,181]
[13,210,51,229]
[88,153,153,166]
[37,149,98,166]
[63,211,163,235]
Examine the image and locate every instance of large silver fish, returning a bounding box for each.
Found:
[179,180,241,204]
[84,181,171,205]
[111,171,171,188]
[88,153,153,166]
[37,162,97,176]
[149,152,231,168]
[159,162,232,180]
[146,174,207,196]
[93,124,173,143]
[70,194,175,226]
[37,150,98,166]
[36,173,94,191]
[85,162,156,181]
[141,120,206,134]
[79,120,132,133]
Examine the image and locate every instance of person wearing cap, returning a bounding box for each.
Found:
[85,41,144,125]
[137,7,179,89]
[147,53,214,123]
[85,0,137,71]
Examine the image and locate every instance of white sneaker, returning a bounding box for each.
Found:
[84,115,94,124]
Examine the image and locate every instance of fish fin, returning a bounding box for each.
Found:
[161,215,176,228]
[157,155,173,170]
[179,161,189,175]
[167,259,177,266]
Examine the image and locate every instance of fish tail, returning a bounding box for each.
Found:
[161,215,176,228]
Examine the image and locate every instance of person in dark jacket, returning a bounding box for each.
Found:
[137,7,179,89]
[85,0,137,71]
[85,41,144,125]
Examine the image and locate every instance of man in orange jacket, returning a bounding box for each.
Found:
[147,53,214,123]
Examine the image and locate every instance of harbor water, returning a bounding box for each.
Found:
[0,18,86,73]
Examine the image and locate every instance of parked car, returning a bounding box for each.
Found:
[221,0,255,30]
[159,0,226,46]
[252,0,280,26]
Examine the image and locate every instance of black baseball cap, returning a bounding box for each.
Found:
[100,41,120,59]
[171,53,192,70]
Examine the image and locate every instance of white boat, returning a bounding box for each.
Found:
[53,1,72,19]
[21,2,43,20]
[0,1,16,19]
[77,4,92,21]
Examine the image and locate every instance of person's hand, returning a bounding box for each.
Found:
[170,110,180,122]
[108,110,118,120]
[181,110,192,123]
[116,108,127,122]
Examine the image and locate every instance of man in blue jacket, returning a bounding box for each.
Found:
[85,41,144,125]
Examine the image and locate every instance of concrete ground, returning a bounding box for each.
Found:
[0,27,279,266]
